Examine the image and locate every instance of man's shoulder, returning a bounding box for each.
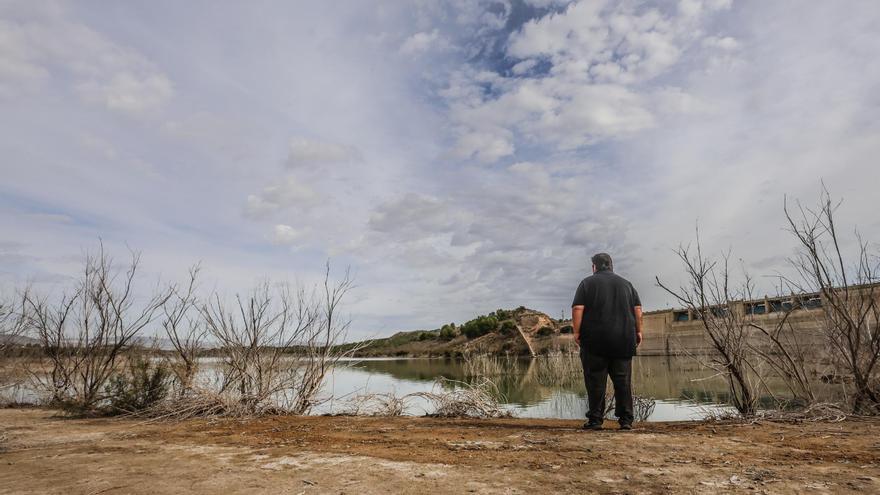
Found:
[582,272,635,287]
[603,272,637,291]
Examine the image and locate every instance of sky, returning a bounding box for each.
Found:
[1,0,879,339]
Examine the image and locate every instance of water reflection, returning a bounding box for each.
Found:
[318,356,741,421]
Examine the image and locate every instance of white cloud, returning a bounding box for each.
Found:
[522,83,655,149]
[78,133,118,160]
[245,176,317,218]
[399,29,450,55]
[77,72,173,113]
[523,0,575,8]
[0,3,173,113]
[271,224,302,245]
[702,35,739,51]
[286,137,362,168]
[450,128,515,163]
[440,0,737,163]
[510,59,537,75]
[369,193,467,239]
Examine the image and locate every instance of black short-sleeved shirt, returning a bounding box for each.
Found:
[571,270,642,358]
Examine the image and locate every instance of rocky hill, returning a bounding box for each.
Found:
[342,307,575,357]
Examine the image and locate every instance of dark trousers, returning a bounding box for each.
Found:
[580,349,634,425]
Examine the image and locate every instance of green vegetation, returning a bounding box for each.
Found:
[439,323,458,341]
[499,319,518,335]
[333,329,438,355]
[105,357,171,414]
[327,307,563,357]
[493,309,511,320]
[461,315,499,339]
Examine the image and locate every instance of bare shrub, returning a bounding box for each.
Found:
[23,246,170,413]
[657,234,762,416]
[198,264,361,417]
[745,304,819,406]
[415,378,512,418]
[0,295,27,355]
[759,402,849,423]
[338,392,415,416]
[131,390,239,421]
[291,265,364,412]
[784,187,880,414]
[160,266,205,395]
[336,380,514,419]
[603,394,657,422]
[0,294,28,390]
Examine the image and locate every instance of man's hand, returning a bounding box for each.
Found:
[636,331,643,347]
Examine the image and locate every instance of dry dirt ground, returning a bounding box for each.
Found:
[1,408,878,494]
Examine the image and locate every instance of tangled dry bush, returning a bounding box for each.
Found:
[336,378,513,419]
[12,240,360,419]
[415,378,512,418]
[602,394,657,422]
[23,246,171,414]
[127,389,264,421]
[337,392,415,417]
[658,187,880,418]
[758,402,850,423]
[154,264,362,419]
[784,188,880,414]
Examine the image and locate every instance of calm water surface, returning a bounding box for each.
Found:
[315,356,742,421]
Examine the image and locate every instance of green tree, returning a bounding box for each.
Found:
[461,315,499,339]
[439,324,458,341]
[499,320,518,335]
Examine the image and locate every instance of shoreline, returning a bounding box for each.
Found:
[1,407,878,494]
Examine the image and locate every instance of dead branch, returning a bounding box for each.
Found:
[656,229,762,416]
[23,243,172,412]
[783,186,880,413]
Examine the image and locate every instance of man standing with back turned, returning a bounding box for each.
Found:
[571,253,643,430]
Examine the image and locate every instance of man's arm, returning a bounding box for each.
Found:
[634,306,643,346]
[572,305,584,347]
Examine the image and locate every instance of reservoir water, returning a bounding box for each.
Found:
[314,355,743,421]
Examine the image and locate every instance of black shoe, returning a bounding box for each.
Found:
[583,421,603,431]
[619,423,633,431]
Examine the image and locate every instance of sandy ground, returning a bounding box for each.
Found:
[1,408,878,494]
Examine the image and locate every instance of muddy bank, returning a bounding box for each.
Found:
[1,408,878,494]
